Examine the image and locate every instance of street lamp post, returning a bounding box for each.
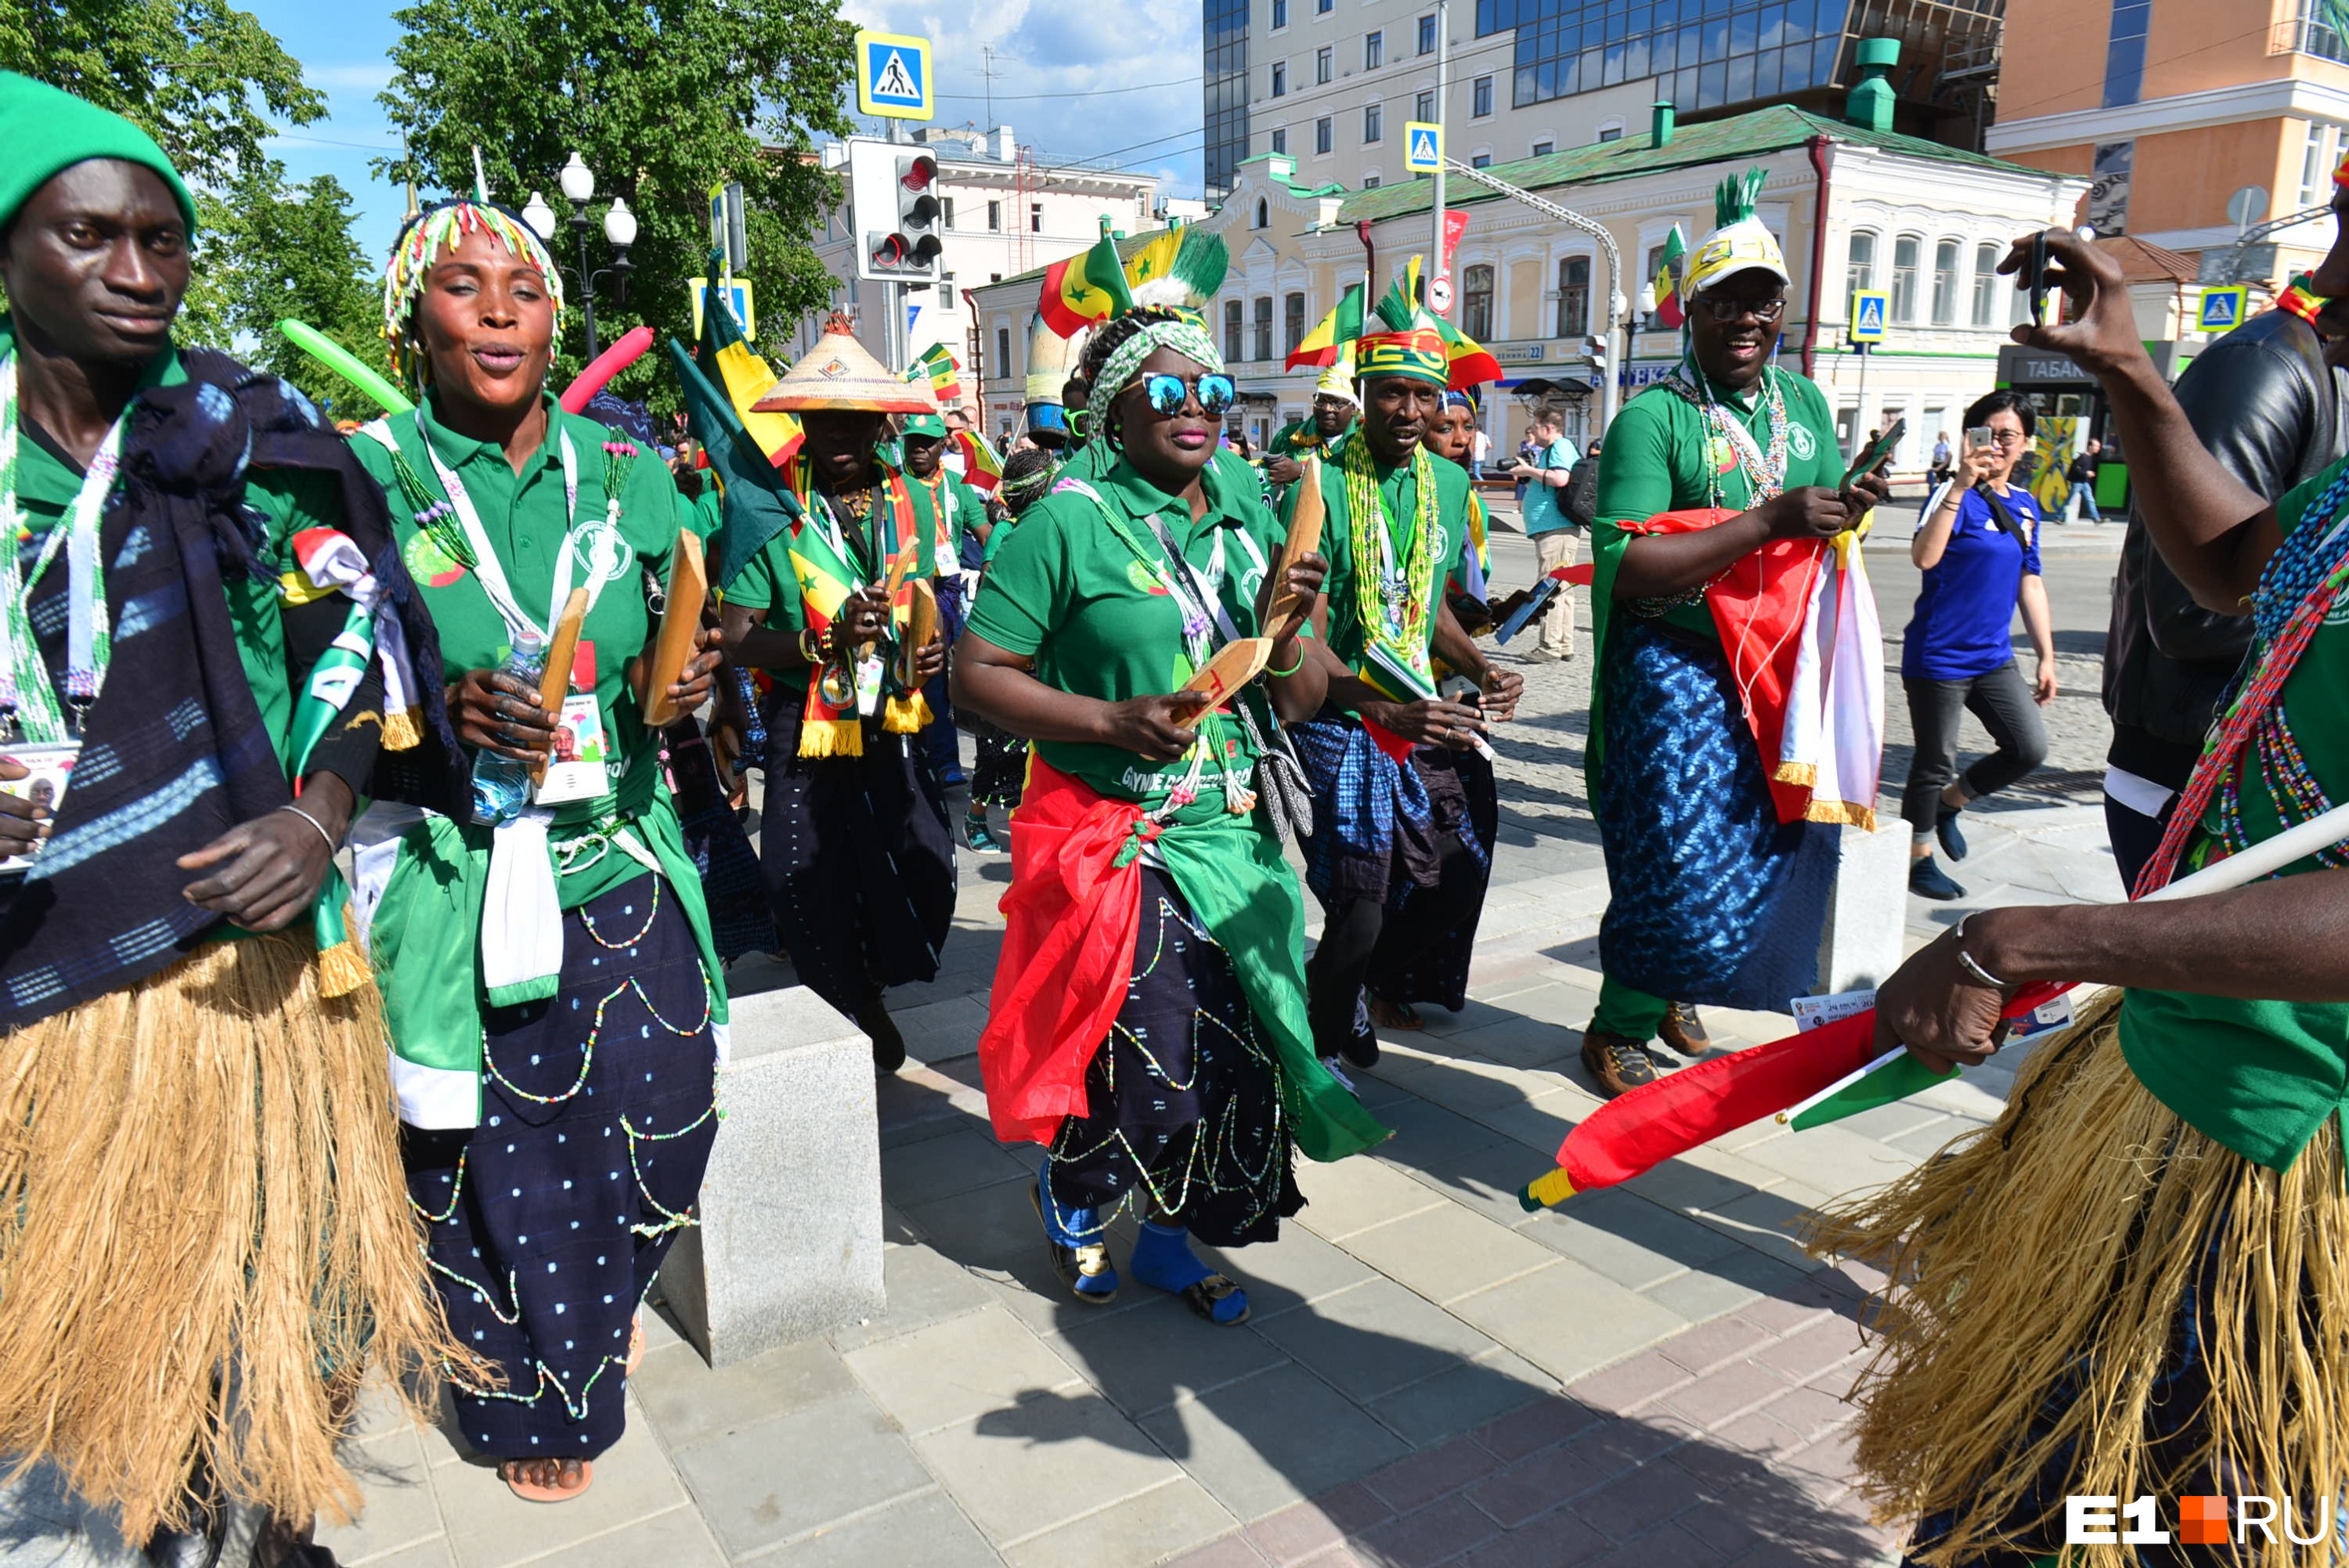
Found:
[521,152,637,362]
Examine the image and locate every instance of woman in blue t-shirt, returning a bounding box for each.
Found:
[1900,389,2055,899]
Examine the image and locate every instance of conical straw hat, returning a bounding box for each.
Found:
[753,314,936,413]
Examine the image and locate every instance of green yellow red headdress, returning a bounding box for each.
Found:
[1039,225,1229,337]
[2274,273,2329,328]
[381,198,565,381]
[1339,258,1503,390]
[1679,168,1789,304]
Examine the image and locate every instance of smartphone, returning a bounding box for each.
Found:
[1965,425,1997,453]
[1494,575,1564,643]
[2025,230,2051,326]
[1842,417,1906,488]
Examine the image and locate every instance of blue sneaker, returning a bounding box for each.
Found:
[965,816,1004,853]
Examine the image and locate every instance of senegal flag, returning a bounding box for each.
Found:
[1652,225,1688,330]
[1039,232,1134,337]
[1434,314,1503,389]
[671,338,804,590]
[1287,283,1365,370]
[696,269,803,467]
[916,342,963,405]
[954,427,1004,492]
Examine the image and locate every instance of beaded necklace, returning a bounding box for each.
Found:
[1667,359,1792,509]
[2136,459,2349,893]
[1338,434,1441,678]
[0,355,118,741]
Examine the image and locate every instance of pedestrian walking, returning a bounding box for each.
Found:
[2102,273,2347,887]
[1579,168,1889,1098]
[716,318,958,1073]
[1507,408,1582,659]
[958,302,1384,1325]
[2063,436,2103,521]
[1808,218,2349,1568]
[1928,429,1952,486]
[355,193,731,1505]
[1900,391,2055,900]
[1470,420,1492,482]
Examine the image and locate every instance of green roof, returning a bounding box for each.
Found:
[1333,104,2069,225]
[1235,150,1348,202]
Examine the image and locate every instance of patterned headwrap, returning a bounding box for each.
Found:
[2274,272,2329,328]
[1000,447,1058,514]
[1086,312,1224,436]
[1351,263,1452,387]
[381,199,566,380]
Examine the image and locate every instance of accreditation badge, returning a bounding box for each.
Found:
[0,741,80,873]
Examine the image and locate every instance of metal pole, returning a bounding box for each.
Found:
[575,223,602,362]
[1443,157,1619,427]
[882,117,905,373]
[1428,0,1448,301]
[1852,342,1871,461]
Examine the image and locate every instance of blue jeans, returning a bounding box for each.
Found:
[2069,481,2101,521]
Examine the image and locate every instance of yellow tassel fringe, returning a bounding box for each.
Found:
[883,691,932,734]
[379,705,423,752]
[797,718,864,759]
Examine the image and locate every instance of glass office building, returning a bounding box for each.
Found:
[1206,0,1253,194]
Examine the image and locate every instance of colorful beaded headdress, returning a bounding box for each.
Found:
[381,198,565,379]
[1680,168,1790,302]
[1354,272,1451,388]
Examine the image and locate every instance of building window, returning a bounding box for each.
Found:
[995,326,1011,380]
[1461,265,1495,340]
[1271,60,1286,96]
[1030,203,1042,233]
[1316,0,1331,14]
[1596,124,1623,142]
[2104,0,2150,107]
[2303,121,2336,207]
[1845,230,1876,298]
[1971,243,2000,326]
[1253,296,1274,361]
[1225,298,1245,363]
[1316,46,1333,83]
[1272,0,1286,26]
[987,200,1001,232]
[942,197,955,228]
[1364,103,1383,142]
[1891,233,1921,323]
[1271,127,1288,154]
[1365,29,1383,68]
[1472,75,1493,116]
[1470,152,1491,168]
[1556,255,1589,337]
[1316,116,1333,154]
[1532,139,1553,157]
[1254,197,1269,228]
[1931,240,1960,326]
[1415,89,1434,121]
[1284,291,1307,355]
[1418,13,1436,53]
[1363,173,1381,187]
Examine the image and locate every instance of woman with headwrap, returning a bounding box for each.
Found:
[0,72,461,1561]
[960,444,1057,852]
[348,194,727,1504]
[957,305,1384,1323]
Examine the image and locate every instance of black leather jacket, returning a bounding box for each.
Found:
[2103,308,2349,781]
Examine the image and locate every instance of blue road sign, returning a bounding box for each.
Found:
[1404,121,1443,173]
[856,31,931,120]
[2197,287,2246,333]
[1850,290,1889,344]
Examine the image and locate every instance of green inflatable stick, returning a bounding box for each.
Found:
[278,319,413,415]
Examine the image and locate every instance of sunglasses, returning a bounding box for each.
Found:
[1140,372,1238,416]
[1699,294,1787,323]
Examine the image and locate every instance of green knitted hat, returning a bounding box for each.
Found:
[0,72,199,236]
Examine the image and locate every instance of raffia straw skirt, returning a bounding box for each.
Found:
[0,932,465,1540]
[1805,992,2349,1568]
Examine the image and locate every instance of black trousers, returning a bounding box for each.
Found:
[2104,788,2179,896]
[1900,658,2048,838]
[1304,831,1483,1054]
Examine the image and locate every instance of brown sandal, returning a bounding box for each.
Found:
[1367,997,1425,1031]
[625,1315,647,1375]
[500,1456,594,1503]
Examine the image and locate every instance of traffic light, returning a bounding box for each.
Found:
[847,137,943,284]
[1585,334,1610,375]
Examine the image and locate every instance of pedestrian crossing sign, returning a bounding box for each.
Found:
[1405,122,1443,173]
[1849,290,1889,343]
[2198,286,2247,333]
[856,30,932,120]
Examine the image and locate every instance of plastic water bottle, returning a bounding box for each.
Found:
[470,626,547,827]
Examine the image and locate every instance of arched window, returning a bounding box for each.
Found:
[1254,197,1269,229]
[1845,230,1877,300]
[1462,264,1496,341]
[1891,233,1921,323]
[1555,256,1590,337]
[1971,242,2001,326]
[1931,240,1960,326]
[995,326,1012,382]
[1284,291,1307,355]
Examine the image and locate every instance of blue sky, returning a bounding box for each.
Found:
[247,0,1208,262]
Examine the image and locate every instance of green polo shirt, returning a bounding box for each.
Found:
[1284,432,1468,678]
[906,468,984,566]
[12,345,318,763]
[2119,460,2349,1172]
[967,452,1293,806]
[350,394,685,906]
[723,517,813,697]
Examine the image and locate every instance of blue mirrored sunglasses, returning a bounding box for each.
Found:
[1142,372,1237,416]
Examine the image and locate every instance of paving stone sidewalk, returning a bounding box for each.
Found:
[1,521,2125,1568]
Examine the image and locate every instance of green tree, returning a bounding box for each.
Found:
[374,0,857,409]
[211,171,384,415]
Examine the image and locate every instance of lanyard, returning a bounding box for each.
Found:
[0,355,118,741]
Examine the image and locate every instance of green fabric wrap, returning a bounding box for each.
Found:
[0,71,198,233]
[1150,798,1388,1163]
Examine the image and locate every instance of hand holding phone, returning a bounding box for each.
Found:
[1842,417,1906,488]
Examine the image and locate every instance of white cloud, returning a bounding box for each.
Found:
[847,0,1205,194]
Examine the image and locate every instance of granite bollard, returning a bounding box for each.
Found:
[1815,818,1910,995]
[658,982,886,1367]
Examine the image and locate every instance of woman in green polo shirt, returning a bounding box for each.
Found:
[957,305,1384,1324]
[1808,226,2349,1568]
[350,198,725,1504]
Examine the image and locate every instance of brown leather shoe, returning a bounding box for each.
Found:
[1580,1028,1658,1098]
[1657,1002,1713,1060]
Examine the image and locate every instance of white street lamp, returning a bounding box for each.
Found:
[557,151,594,204]
[520,190,557,241]
[602,196,637,249]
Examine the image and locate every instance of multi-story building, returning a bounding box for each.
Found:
[1202,0,2004,196]
[792,124,1205,384]
[976,55,2085,474]
[1990,0,2349,298]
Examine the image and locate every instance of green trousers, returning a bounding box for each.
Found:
[1589,975,1671,1042]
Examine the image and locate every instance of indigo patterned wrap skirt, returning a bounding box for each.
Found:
[759,696,958,1015]
[1596,618,1838,1012]
[1045,867,1303,1249]
[401,873,720,1461]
